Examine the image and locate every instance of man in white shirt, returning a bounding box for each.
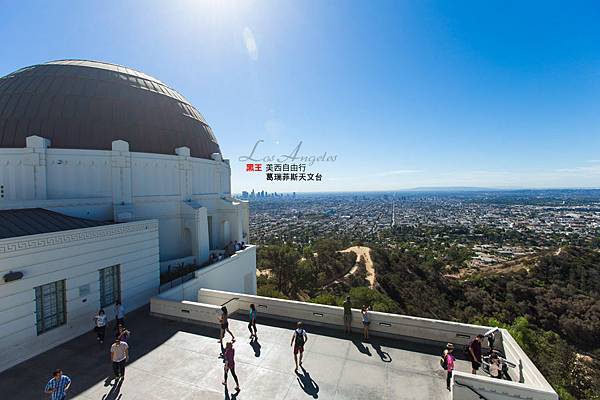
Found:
[110,336,129,379]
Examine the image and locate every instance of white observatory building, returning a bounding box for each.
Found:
[0,60,256,370]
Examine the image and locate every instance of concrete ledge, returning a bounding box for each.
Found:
[197,288,495,348]
[453,371,558,400]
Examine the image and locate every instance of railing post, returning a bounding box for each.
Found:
[518,359,524,383]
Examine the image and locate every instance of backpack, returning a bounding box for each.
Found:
[440,353,448,370]
[295,329,306,347]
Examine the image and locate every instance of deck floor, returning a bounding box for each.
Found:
[0,306,471,399]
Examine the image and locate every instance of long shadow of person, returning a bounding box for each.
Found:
[351,337,371,356]
[224,385,240,400]
[250,338,262,357]
[102,377,123,400]
[370,339,392,363]
[295,366,319,398]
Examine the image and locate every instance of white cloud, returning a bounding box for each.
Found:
[243,27,258,61]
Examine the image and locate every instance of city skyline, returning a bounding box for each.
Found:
[1,1,599,192]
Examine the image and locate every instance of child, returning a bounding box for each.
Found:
[443,343,456,391]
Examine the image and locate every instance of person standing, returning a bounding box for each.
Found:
[44,369,71,400]
[291,321,308,371]
[489,350,502,379]
[219,306,235,343]
[343,296,353,334]
[93,309,107,344]
[117,325,130,343]
[222,341,241,393]
[248,304,258,339]
[110,335,129,379]
[442,343,456,391]
[468,334,484,374]
[361,305,371,341]
[114,301,125,327]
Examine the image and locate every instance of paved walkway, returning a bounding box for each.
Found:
[0,306,469,399]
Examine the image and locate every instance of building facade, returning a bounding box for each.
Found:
[0,60,255,372]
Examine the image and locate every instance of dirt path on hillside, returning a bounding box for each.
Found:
[340,246,376,288]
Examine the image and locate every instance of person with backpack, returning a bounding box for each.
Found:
[441,343,456,391]
[468,334,484,374]
[291,321,308,371]
[248,304,257,339]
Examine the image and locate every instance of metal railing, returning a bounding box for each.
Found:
[221,297,240,307]
[158,270,195,293]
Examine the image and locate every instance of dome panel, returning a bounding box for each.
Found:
[0,60,221,159]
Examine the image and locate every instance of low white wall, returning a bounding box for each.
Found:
[500,328,553,391]
[150,288,557,400]
[150,298,221,326]
[197,289,492,347]
[0,220,160,372]
[156,246,256,302]
[453,372,557,400]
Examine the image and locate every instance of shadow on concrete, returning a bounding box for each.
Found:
[224,385,240,400]
[0,305,221,400]
[351,337,372,356]
[370,339,392,363]
[296,366,319,398]
[250,338,262,357]
[101,377,123,400]
[230,312,471,362]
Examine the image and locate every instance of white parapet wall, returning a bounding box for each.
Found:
[453,372,558,400]
[150,288,558,400]
[196,288,495,348]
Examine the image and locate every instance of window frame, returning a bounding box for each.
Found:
[99,265,121,308]
[35,280,67,335]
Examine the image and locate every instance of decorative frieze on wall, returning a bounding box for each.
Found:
[0,221,158,255]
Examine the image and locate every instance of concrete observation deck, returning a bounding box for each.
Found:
[0,306,469,400]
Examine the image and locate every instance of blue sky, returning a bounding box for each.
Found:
[1,0,599,192]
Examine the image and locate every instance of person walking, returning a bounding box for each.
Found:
[219,306,235,343]
[361,305,371,341]
[468,334,484,374]
[248,304,258,339]
[93,309,107,344]
[222,341,241,393]
[291,321,308,371]
[343,296,353,334]
[44,369,71,400]
[442,343,456,391]
[114,301,125,327]
[110,335,129,379]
